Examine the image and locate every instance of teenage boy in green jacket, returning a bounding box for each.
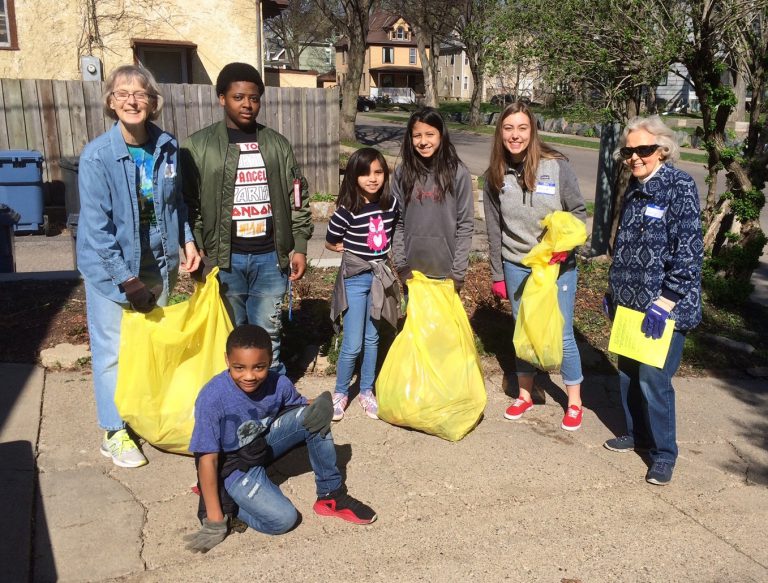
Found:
[181,62,313,374]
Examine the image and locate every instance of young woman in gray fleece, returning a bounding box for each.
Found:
[483,102,587,431]
[391,108,474,291]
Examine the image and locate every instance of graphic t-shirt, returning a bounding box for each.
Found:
[189,370,307,486]
[228,127,275,254]
[325,198,398,261]
[127,141,157,226]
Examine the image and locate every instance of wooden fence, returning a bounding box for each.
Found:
[0,79,340,196]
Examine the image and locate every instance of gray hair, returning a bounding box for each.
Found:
[102,65,164,121]
[614,115,679,163]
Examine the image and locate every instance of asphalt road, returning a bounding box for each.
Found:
[355,113,719,203]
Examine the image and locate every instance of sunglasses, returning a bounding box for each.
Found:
[619,144,660,159]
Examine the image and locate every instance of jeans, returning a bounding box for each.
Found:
[617,330,686,463]
[218,251,289,374]
[86,225,168,431]
[503,261,583,385]
[335,271,379,395]
[224,406,342,534]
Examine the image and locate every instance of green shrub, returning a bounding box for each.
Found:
[310,192,336,202]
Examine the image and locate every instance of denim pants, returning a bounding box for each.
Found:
[86,225,168,431]
[218,251,289,374]
[617,330,686,463]
[503,261,583,385]
[224,407,343,534]
[335,271,379,395]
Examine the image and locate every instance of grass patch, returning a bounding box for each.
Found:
[585,202,595,217]
[310,192,336,202]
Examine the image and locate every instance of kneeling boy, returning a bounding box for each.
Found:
[185,324,376,553]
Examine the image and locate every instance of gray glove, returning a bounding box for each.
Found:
[183,518,228,553]
[302,391,333,437]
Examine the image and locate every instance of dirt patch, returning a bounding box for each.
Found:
[2,260,766,377]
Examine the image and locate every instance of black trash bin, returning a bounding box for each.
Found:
[59,156,81,219]
[67,212,79,271]
[0,204,21,273]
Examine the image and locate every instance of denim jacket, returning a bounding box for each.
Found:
[609,163,703,330]
[77,122,194,302]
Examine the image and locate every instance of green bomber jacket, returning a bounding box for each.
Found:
[180,120,313,270]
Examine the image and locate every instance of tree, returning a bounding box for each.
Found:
[455,0,499,125]
[314,0,378,141]
[664,0,768,300]
[265,0,335,70]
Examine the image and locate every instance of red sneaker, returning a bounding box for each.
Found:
[561,405,583,431]
[313,488,377,525]
[503,398,533,420]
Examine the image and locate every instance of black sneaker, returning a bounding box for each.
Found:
[646,460,675,485]
[603,435,650,453]
[313,487,377,524]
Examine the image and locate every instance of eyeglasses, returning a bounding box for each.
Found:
[111,90,155,103]
[619,144,659,159]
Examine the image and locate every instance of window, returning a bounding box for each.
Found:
[463,76,468,90]
[464,55,469,65]
[381,74,394,88]
[133,39,197,83]
[382,47,394,64]
[0,0,18,49]
[658,73,669,86]
[396,26,405,40]
[450,54,455,65]
[409,48,416,65]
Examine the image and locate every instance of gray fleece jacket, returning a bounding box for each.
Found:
[391,164,474,283]
[483,157,586,282]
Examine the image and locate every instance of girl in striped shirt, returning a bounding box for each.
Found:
[325,148,399,421]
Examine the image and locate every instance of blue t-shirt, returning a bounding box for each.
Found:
[189,370,307,457]
[127,141,157,226]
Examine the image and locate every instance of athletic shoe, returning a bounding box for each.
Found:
[100,429,147,468]
[358,390,379,419]
[646,460,675,485]
[503,398,533,420]
[313,487,377,524]
[561,405,583,431]
[603,435,650,453]
[332,393,348,422]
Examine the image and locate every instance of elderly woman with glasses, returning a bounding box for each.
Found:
[603,115,702,486]
[77,65,200,468]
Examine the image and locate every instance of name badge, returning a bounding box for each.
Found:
[535,181,556,195]
[644,204,665,219]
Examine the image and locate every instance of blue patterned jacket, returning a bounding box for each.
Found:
[609,163,703,331]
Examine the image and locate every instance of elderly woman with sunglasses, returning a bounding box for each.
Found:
[77,65,200,468]
[603,115,702,486]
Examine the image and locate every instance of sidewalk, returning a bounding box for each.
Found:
[3,364,767,581]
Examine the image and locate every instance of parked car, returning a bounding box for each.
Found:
[357,96,376,112]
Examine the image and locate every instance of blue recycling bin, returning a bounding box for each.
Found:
[0,150,45,233]
[0,204,20,272]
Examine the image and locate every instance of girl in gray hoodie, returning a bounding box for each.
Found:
[391,108,474,291]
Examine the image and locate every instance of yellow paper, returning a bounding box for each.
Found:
[608,306,674,368]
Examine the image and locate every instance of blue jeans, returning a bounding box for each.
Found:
[617,330,686,463]
[224,406,342,534]
[86,225,168,431]
[218,251,289,374]
[335,271,379,395]
[503,261,583,385]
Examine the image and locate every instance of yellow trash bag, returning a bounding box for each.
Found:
[115,268,233,454]
[376,272,486,441]
[514,211,587,371]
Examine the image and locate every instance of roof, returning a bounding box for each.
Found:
[367,11,418,46]
[368,65,423,74]
[263,0,289,19]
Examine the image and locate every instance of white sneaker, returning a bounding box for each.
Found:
[332,393,348,422]
[100,429,148,468]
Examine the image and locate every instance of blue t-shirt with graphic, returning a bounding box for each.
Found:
[127,141,157,226]
[189,369,307,460]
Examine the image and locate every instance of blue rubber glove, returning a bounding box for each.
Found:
[602,294,615,321]
[641,302,669,339]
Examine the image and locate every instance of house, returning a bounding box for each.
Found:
[335,12,426,103]
[265,39,336,75]
[436,39,473,101]
[0,0,288,83]
[655,63,698,113]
